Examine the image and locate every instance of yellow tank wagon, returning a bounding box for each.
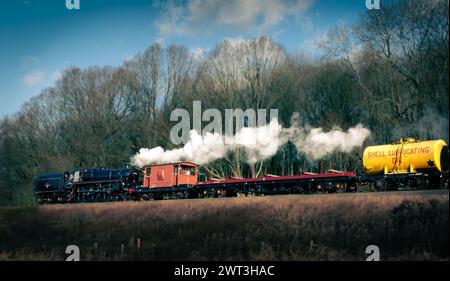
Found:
[363,138,449,176]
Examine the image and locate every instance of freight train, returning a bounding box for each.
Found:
[33,138,449,203]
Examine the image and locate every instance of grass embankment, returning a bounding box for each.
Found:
[0,191,448,261]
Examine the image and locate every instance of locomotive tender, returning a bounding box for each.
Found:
[33,138,449,203]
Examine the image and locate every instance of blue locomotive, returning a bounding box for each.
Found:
[33,167,139,203]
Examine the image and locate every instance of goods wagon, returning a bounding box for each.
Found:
[362,138,449,189]
[142,162,198,189]
[363,138,449,175]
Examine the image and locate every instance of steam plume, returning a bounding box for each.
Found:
[131,114,371,168]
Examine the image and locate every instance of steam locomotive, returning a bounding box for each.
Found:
[33,138,449,203]
[33,167,139,203]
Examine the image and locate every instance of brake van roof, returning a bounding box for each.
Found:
[146,162,197,168]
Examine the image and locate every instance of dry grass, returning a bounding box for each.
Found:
[0,191,448,261]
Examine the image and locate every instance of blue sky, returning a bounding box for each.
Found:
[0,0,368,118]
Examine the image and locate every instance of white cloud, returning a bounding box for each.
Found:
[155,1,191,36]
[123,54,134,62]
[22,70,44,86]
[190,47,206,59]
[297,15,314,32]
[50,70,63,82]
[155,37,166,47]
[155,0,314,37]
[298,31,327,56]
[224,37,250,48]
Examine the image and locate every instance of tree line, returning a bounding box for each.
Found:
[0,0,448,205]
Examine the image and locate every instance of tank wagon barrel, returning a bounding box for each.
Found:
[363,138,448,175]
[362,138,449,190]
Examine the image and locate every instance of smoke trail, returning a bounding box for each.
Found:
[283,124,371,160]
[130,114,371,168]
[391,107,449,142]
[131,120,281,167]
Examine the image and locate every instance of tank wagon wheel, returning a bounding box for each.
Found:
[382,180,389,191]
[374,179,387,191]
[370,182,377,191]
[411,177,422,190]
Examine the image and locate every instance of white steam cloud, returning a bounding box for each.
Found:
[283,125,371,160]
[281,113,371,160]
[131,120,281,167]
[131,114,371,168]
